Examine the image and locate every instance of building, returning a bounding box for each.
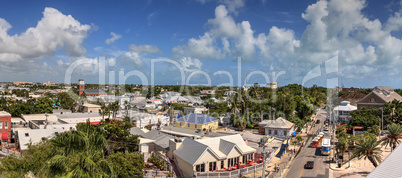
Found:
[184,107,208,115]
[0,111,11,142]
[200,90,215,95]
[175,113,219,130]
[265,82,278,89]
[160,125,229,139]
[21,114,61,129]
[13,81,28,86]
[84,89,108,96]
[77,79,85,96]
[224,91,237,96]
[130,111,169,129]
[17,125,76,150]
[338,91,366,105]
[43,81,55,86]
[333,101,357,124]
[55,111,106,124]
[172,134,256,177]
[80,103,101,113]
[258,117,295,137]
[367,142,402,178]
[357,86,402,109]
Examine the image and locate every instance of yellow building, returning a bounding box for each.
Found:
[13,81,28,86]
[43,81,55,86]
[175,113,219,130]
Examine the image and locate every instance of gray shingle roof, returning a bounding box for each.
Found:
[173,134,256,165]
[259,117,295,129]
[367,143,402,178]
[177,113,218,124]
[84,89,107,95]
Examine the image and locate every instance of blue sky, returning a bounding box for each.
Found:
[0,0,401,88]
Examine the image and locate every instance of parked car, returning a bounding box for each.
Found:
[324,127,329,131]
[304,161,314,169]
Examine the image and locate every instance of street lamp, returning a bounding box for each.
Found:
[44,113,48,129]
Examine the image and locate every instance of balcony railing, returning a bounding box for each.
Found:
[195,163,264,178]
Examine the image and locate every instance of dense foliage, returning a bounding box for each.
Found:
[0,117,143,177]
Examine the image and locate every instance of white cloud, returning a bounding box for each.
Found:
[129,44,161,53]
[176,0,402,81]
[0,7,90,62]
[105,32,122,44]
[117,51,143,66]
[179,57,203,72]
[172,32,224,59]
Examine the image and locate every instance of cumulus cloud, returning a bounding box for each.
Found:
[0,7,90,62]
[117,51,143,66]
[172,32,224,60]
[176,0,402,80]
[129,44,161,53]
[105,32,122,44]
[179,57,202,72]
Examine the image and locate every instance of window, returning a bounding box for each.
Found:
[268,130,271,135]
[25,133,29,137]
[284,130,288,136]
[188,123,190,127]
[0,122,2,129]
[180,122,182,126]
[243,155,247,163]
[221,160,224,169]
[209,162,216,171]
[274,130,278,135]
[4,122,8,129]
[196,164,205,172]
[370,98,376,103]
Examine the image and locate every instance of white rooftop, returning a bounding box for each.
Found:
[17,124,77,150]
[0,111,11,116]
[334,101,357,111]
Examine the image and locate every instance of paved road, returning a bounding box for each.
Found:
[285,109,332,178]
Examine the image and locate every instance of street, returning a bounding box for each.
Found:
[285,109,332,178]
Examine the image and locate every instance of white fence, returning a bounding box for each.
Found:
[195,162,264,178]
[2,147,20,156]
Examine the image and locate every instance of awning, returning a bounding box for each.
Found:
[2,132,8,140]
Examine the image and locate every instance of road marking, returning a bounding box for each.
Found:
[316,155,322,175]
[298,148,314,178]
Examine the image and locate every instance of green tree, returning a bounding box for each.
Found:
[34,97,53,114]
[56,92,76,112]
[371,125,381,136]
[380,123,402,151]
[352,138,382,167]
[108,152,144,178]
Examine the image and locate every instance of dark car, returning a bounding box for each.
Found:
[316,120,320,124]
[304,161,314,169]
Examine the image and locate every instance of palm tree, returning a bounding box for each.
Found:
[336,137,349,163]
[48,122,114,177]
[352,137,382,167]
[380,123,402,151]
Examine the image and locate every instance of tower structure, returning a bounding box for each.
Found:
[77,79,85,96]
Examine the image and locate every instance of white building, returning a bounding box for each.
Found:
[334,101,357,124]
[172,134,255,177]
[17,124,76,150]
[184,107,208,115]
[129,111,169,129]
[258,117,295,138]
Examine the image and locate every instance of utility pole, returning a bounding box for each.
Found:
[259,137,268,178]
